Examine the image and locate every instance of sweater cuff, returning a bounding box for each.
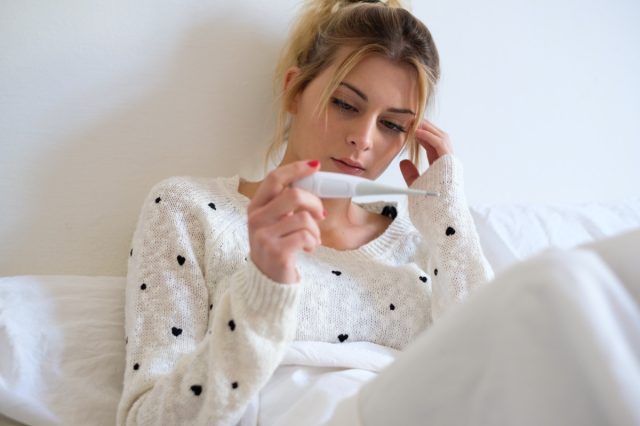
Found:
[410,154,464,195]
[237,259,302,320]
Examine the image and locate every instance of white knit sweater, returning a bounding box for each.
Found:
[117,154,494,425]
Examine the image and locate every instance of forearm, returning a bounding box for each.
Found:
[118,261,301,426]
[409,154,494,321]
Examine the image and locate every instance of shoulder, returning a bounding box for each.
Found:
[145,175,238,206]
[148,175,228,196]
[140,175,249,232]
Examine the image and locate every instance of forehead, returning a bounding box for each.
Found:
[324,47,419,108]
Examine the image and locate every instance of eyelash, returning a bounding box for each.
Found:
[330,97,407,133]
[331,98,356,112]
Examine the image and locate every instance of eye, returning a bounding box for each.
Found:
[331,97,357,112]
[381,120,406,133]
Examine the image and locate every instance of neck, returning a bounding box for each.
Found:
[318,197,363,233]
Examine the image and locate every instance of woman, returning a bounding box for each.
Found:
[117,0,494,424]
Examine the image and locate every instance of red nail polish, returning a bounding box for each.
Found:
[307,160,319,168]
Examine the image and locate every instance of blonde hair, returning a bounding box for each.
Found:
[266,0,440,170]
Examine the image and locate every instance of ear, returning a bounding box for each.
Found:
[283,66,301,114]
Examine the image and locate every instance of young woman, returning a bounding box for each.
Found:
[117,0,495,424]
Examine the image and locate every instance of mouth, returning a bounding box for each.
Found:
[330,157,366,175]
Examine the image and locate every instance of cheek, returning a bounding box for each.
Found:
[307,112,336,137]
[372,140,405,173]
[378,135,406,157]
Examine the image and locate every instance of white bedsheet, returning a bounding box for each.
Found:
[0,275,126,426]
[240,341,399,426]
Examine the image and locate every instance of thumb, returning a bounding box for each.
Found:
[399,159,420,187]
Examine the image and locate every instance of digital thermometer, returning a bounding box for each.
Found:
[292,171,439,198]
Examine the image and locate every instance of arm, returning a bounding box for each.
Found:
[408,154,495,322]
[117,177,301,426]
[400,119,494,322]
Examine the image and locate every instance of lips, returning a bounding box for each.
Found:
[331,157,365,170]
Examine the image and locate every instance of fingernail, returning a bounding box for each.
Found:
[323,209,327,218]
[307,160,319,168]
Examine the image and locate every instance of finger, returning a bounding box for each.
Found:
[250,160,320,210]
[415,127,440,142]
[251,211,321,260]
[399,159,420,187]
[417,122,453,151]
[420,118,444,134]
[258,210,322,245]
[416,128,451,158]
[250,187,325,230]
[257,212,321,256]
[415,128,441,162]
[280,229,321,254]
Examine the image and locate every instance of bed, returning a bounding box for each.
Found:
[1,196,639,426]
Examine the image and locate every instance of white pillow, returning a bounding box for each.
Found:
[0,275,126,426]
[470,197,640,273]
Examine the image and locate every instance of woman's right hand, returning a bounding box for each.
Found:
[247,160,325,284]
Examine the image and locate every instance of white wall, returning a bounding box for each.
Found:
[417,0,640,207]
[1,0,639,277]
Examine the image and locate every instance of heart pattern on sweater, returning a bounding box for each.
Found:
[125,175,476,395]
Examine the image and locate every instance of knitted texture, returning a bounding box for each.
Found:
[117,154,494,425]
[409,154,496,319]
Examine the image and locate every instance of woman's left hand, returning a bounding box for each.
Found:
[400,119,454,187]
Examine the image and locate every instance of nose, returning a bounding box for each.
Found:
[346,116,375,151]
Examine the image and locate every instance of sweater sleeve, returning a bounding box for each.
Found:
[408,154,495,322]
[117,177,302,426]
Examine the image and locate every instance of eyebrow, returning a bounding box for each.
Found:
[339,82,416,116]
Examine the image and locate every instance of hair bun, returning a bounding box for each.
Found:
[344,0,406,9]
[324,0,403,16]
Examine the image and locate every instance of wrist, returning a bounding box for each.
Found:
[250,253,300,284]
